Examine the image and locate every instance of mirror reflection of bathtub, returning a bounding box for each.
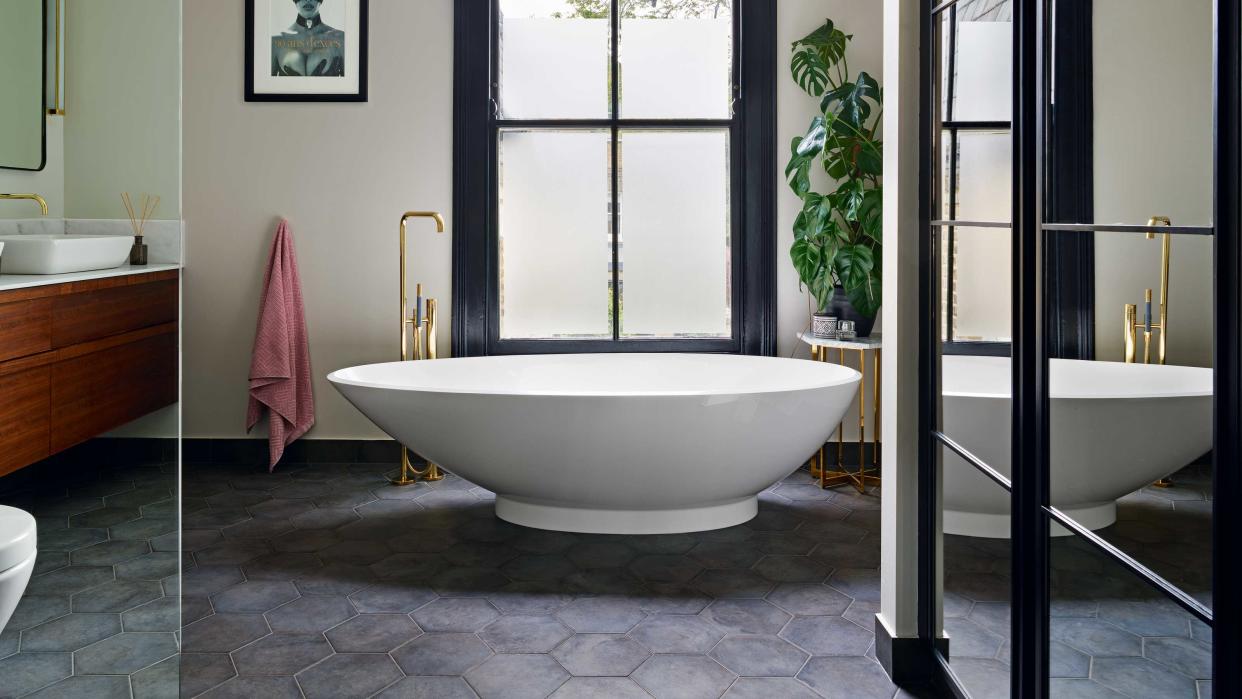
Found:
[941,355,1212,537]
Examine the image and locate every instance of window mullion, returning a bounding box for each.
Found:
[610,0,621,341]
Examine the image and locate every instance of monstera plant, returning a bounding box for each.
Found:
[787,18,883,332]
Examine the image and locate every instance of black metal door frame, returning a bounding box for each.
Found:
[917,0,1241,696]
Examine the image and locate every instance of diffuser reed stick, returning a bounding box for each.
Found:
[121,192,159,265]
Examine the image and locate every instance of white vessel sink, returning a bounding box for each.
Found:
[0,235,132,275]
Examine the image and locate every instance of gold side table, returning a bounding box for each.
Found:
[799,331,882,492]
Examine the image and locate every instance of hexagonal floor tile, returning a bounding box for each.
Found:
[20,613,121,652]
[266,596,356,633]
[723,677,823,699]
[488,582,574,615]
[780,616,872,656]
[71,580,163,613]
[0,653,72,697]
[349,582,437,614]
[556,596,647,633]
[687,542,764,569]
[182,614,271,653]
[628,554,703,584]
[465,653,570,699]
[392,633,493,676]
[325,614,422,653]
[633,655,735,699]
[767,583,853,616]
[74,631,178,675]
[411,598,499,632]
[629,614,726,654]
[502,554,577,582]
[797,656,897,699]
[69,540,150,567]
[694,569,774,599]
[1050,618,1142,657]
[552,634,650,677]
[375,676,477,699]
[212,580,301,614]
[480,614,571,653]
[753,555,832,583]
[231,633,333,677]
[711,634,809,677]
[565,541,637,569]
[702,599,791,635]
[295,653,404,699]
[1093,656,1199,698]
[121,596,180,633]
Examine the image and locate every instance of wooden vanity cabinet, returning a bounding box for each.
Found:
[0,270,179,478]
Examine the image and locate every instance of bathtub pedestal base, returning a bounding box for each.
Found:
[945,501,1117,539]
[495,495,758,535]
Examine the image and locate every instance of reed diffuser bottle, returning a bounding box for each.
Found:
[122,192,159,266]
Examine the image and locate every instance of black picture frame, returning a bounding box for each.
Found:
[244,0,369,103]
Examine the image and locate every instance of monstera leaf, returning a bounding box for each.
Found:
[820,72,881,129]
[790,20,849,97]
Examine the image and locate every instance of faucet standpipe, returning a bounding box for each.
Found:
[393,211,447,486]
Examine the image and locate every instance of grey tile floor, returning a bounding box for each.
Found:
[943,463,1213,699]
[180,460,919,699]
[0,460,180,698]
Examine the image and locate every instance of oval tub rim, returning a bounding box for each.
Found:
[327,353,862,399]
[941,355,1213,401]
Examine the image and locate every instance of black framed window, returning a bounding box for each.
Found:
[452,0,775,357]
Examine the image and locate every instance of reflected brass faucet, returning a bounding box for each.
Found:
[0,193,49,216]
[393,211,446,486]
[1124,216,1171,365]
[1124,216,1175,488]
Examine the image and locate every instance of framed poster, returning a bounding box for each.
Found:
[245,0,368,102]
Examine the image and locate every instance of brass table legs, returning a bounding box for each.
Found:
[808,345,881,493]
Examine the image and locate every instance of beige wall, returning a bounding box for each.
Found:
[64,0,181,221]
[0,118,64,218]
[183,1,883,440]
[777,1,885,360]
[1093,0,1213,368]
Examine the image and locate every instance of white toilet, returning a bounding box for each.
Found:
[0,505,37,634]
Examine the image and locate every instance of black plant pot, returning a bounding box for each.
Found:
[828,286,877,337]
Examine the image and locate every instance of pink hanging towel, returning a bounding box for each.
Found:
[246,219,315,470]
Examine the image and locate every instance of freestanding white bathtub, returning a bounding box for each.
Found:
[942,355,1212,537]
[329,354,861,534]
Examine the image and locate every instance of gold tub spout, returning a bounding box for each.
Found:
[0,193,49,216]
[393,211,446,486]
[1124,216,1171,365]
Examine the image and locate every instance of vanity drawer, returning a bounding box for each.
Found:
[0,297,52,363]
[50,329,177,453]
[0,364,51,478]
[52,278,178,348]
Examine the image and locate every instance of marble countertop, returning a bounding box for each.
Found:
[798,330,883,350]
[0,263,181,293]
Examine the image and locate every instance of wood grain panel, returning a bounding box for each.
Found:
[0,298,52,363]
[0,365,51,478]
[50,329,178,454]
[52,278,178,348]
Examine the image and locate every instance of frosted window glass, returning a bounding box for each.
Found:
[621,16,731,118]
[952,227,1011,342]
[499,130,612,339]
[500,3,609,119]
[955,131,1010,221]
[620,131,730,337]
[953,22,1012,121]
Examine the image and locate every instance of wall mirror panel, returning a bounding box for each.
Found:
[0,2,182,696]
[0,0,47,171]
[1046,0,1213,228]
